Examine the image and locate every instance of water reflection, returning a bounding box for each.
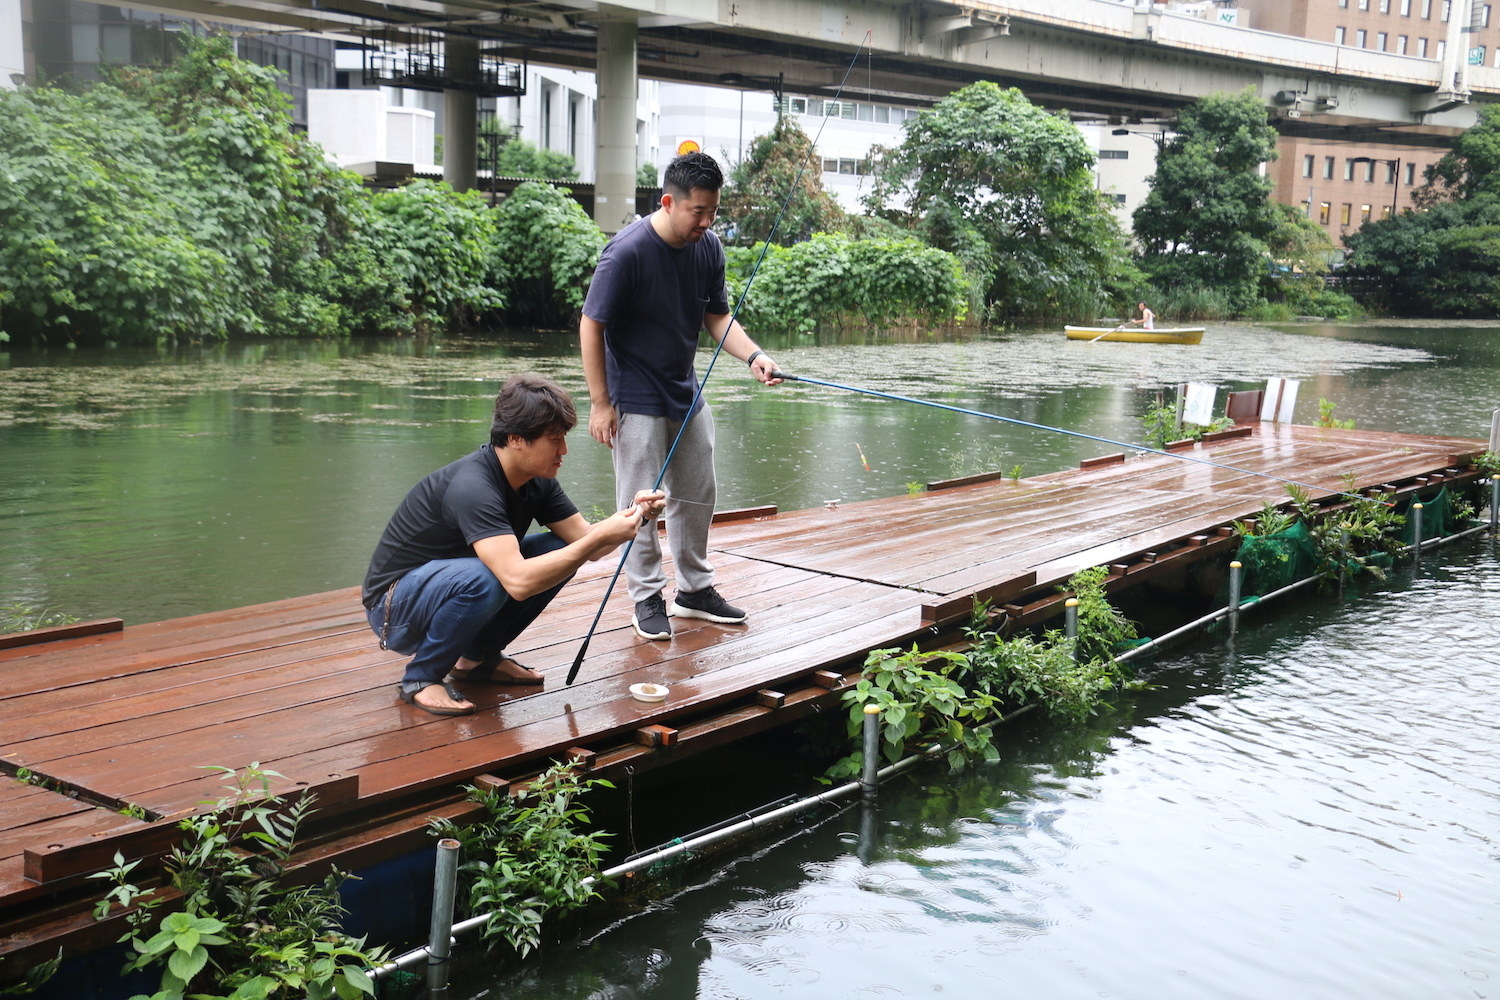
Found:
[0,322,1495,627]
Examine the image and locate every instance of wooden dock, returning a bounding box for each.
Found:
[0,421,1486,973]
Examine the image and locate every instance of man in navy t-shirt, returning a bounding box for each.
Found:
[580,152,781,641]
[363,375,663,715]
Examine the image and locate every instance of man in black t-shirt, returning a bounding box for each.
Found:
[363,375,663,715]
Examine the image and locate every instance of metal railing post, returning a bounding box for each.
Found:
[861,705,882,802]
[1411,502,1424,566]
[427,838,462,999]
[1065,597,1079,660]
[1228,560,1242,637]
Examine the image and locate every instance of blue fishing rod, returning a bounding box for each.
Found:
[566,33,876,685]
[771,369,1391,507]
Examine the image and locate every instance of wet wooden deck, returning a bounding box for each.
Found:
[0,421,1486,966]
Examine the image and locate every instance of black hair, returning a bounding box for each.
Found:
[490,374,577,447]
[662,151,724,199]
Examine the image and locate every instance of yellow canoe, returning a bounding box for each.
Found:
[1064,325,1205,345]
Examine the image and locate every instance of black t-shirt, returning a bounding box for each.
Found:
[581,215,731,421]
[361,444,578,607]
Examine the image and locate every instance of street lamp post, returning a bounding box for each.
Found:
[1351,155,1402,219]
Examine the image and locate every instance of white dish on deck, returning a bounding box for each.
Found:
[629,682,669,703]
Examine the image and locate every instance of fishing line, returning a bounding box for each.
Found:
[772,370,1392,507]
[568,32,878,685]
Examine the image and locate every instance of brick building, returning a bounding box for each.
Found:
[1239,0,1499,246]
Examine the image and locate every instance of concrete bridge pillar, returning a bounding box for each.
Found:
[595,15,639,234]
[443,35,478,193]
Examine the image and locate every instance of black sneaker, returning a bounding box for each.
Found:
[670,586,747,624]
[633,593,672,640]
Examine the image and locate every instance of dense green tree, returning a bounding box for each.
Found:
[719,116,843,245]
[1416,103,1500,206]
[0,37,611,341]
[1261,203,1336,306]
[490,135,579,181]
[1343,194,1500,316]
[1132,89,1281,312]
[862,81,1132,320]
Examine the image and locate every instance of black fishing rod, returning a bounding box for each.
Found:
[771,370,1390,507]
[566,34,877,685]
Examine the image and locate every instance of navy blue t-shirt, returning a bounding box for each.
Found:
[582,215,732,421]
[361,444,578,607]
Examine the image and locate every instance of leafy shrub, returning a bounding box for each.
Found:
[430,762,613,958]
[91,765,387,1000]
[491,181,604,328]
[369,181,505,330]
[826,568,1135,780]
[726,233,968,335]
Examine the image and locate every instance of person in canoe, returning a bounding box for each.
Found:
[1126,302,1156,331]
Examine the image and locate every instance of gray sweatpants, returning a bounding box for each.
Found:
[613,407,718,603]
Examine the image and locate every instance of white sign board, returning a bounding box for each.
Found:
[1183,382,1217,426]
[1259,378,1301,423]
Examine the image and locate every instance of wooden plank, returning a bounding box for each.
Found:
[0,619,124,651]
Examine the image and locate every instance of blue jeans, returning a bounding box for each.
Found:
[366,532,571,687]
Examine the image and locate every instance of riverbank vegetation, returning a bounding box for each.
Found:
[5,38,1496,343]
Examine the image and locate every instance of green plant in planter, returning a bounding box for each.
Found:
[1285,485,1405,581]
[1141,394,1234,450]
[825,646,1001,781]
[90,765,386,1000]
[1315,398,1356,429]
[430,762,613,958]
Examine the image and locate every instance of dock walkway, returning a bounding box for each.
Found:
[0,421,1485,967]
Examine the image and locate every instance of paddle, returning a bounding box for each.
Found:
[1087,320,1131,343]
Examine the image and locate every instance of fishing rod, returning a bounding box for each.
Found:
[771,370,1392,507]
[566,33,877,685]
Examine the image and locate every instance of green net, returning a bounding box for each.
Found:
[376,968,423,1000]
[1232,518,1320,601]
[1393,486,1458,544]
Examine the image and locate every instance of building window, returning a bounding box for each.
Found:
[1364,160,1376,181]
[1344,158,1356,180]
[1340,203,1353,225]
[1418,37,1429,56]
[1380,0,1391,11]
[1109,193,1127,205]
[1398,34,1409,53]
[1405,162,1417,184]
[1401,0,1411,13]
[1303,154,1315,177]
[1359,0,1369,9]
[1361,204,1373,224]
[1319,202,1332,225]
[1339,0,1348,6]
[1377,31,1388,49]
[1336,26,1347,43]
[1441,0,1451,20]
[1422,0,1432,17]
[1437,39,1446,59]
[1099,149,1130,159]
[1324,156,1336,178]
[1356,28,1368,46]
[1486,4,1494,27]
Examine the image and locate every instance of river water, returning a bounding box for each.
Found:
[2,322,1499,997]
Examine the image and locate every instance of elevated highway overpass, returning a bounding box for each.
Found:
[97,0,1497,222]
